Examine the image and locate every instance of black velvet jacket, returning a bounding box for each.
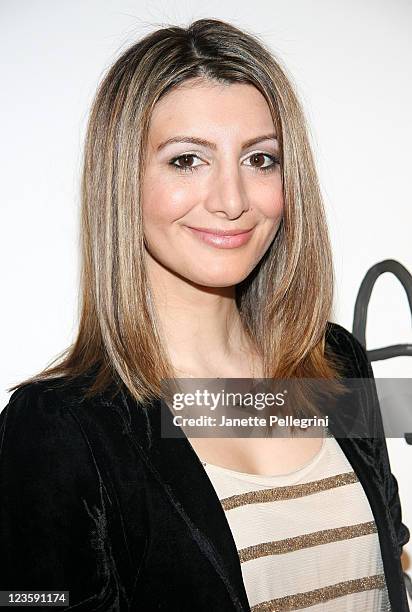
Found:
[0,322,410,611]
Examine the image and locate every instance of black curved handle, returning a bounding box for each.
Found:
[352,259,412,361]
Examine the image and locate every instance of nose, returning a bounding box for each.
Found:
[204,163,250,219]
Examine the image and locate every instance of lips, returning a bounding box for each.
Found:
[186,226,254,236]
[184,225,255,249]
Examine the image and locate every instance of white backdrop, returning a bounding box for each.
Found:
[1,0,411,583]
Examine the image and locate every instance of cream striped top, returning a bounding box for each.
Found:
[201,427,391,611]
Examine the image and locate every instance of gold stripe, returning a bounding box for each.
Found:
[250,574,386,611]
[238,520,377,563]
[221,471,358,511]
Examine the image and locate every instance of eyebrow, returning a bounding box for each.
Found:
[156,133,278,152]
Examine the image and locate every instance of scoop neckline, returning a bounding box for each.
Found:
[201,431,329,485]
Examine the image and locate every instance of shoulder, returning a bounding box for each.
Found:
[1,380,65,429]
[325,321,372,378]
[0,374,134,467]
[1,375,87,425]
[325,320,366,355]
[0,376,103,463]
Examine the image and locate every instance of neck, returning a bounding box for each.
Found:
[146,252,257,377]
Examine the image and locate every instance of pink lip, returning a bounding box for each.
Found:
[185,225,255,249]
[187,226,254,236]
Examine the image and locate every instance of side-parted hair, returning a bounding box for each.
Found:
[10,18,347,408]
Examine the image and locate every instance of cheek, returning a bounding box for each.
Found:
[142,179,193,228]
[256,185,284,220]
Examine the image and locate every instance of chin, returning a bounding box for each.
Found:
[186,267,252,288]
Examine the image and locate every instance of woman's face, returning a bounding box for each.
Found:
[142,80,284,287]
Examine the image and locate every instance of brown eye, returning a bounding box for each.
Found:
[250,153,266,168]
[169,154,202,173]
[177,154,195,168]
[245,152,279,173]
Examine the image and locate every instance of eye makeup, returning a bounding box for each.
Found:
[168,152,280,174]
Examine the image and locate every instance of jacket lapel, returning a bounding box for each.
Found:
[120,390,251,611]
[331,432,406,612]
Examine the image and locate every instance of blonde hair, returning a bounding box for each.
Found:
[10,18,346,411]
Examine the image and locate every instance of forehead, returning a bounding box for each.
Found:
[148,81,275,140]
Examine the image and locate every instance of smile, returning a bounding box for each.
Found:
[184,226,255,249]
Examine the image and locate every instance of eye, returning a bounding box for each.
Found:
[168,152,280,174]
[243,152,280,173]
[169,154,204,173]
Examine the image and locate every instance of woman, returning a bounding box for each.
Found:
[0,18,409,611]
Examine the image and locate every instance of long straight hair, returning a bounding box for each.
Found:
[10,18,347,409]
